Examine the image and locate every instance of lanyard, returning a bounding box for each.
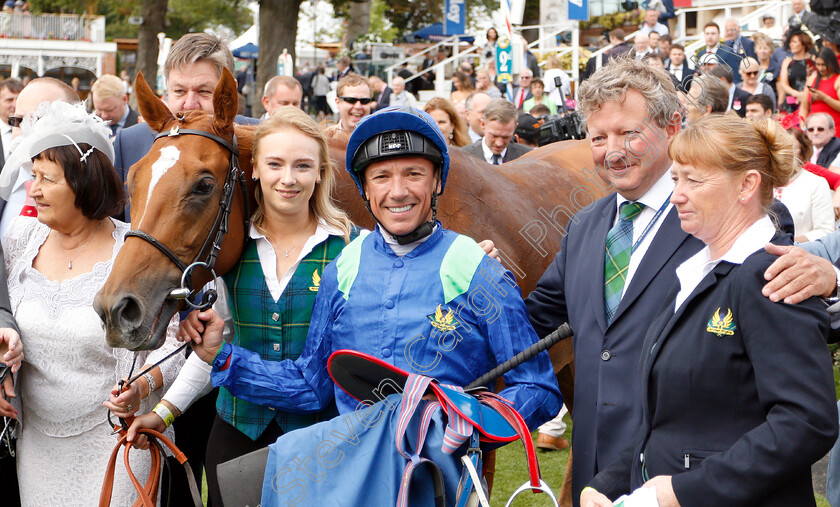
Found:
[630,192,672,253]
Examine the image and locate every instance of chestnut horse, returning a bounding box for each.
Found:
[96,68,606,351]
[95,69,605,504]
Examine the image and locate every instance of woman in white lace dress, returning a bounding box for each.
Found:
[0,101,183,506]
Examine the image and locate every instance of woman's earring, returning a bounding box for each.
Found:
[252,176,258,181]
[449,131,454,140]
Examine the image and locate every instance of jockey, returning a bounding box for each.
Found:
[186,106,561,429]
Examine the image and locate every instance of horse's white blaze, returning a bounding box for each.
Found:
[138,145,181,228]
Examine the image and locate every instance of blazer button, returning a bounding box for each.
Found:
[600,350,612,361]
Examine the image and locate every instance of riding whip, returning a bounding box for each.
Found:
[466,323,572,390]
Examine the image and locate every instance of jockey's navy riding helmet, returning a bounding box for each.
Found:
[345,106,450,196]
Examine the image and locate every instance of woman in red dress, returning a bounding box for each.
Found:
[801,47,840,136]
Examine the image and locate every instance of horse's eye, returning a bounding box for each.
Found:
[194,177,215,195]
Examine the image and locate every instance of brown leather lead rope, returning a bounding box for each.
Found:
[99,427,202,507]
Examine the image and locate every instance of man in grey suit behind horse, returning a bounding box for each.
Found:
[462,98,531,164]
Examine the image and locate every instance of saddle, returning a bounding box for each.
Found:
[327,350,558,507]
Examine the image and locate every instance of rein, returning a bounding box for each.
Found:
[125,123,251,311]
[99,427,202,507]
[102,122,250,506]
[102,344,196,507]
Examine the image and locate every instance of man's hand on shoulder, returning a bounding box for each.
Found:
[478,239,499,260]
[763,243,837,304]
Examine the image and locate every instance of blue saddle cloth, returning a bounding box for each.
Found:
[261,394,465,507]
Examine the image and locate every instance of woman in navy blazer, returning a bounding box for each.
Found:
[583,115,838,507]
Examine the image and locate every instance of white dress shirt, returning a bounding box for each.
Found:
[389,90,417,108]
[774,170,835,241]
[640,22,669,36]
[162,219,344,412]
[480,137,506,164]
[812,146,823,166]
[829,152,840,169]
[468,127,481,143]
[674,216,775,311]
[615,169,674,298]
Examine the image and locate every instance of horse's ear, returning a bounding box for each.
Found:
[134,71,175,133]
[213,67,238,132]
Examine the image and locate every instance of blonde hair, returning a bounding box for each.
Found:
[752,32,775,52]
[91,74,125,100]
[546,54,563,70]
[251,106,354,242]
[739,56,759,74]
[668,115,794,207]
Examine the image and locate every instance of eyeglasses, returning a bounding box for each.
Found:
[808,127,826,132]
[339,96,374,105]
[744,71,759,76]
[7,116,23,127]
[520,76,532,80]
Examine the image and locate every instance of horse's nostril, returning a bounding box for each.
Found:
[115,295,143,330]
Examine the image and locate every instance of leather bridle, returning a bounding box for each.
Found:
[124,123,250,310]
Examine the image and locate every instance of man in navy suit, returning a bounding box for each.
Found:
[525,58,701,506]
[666,44,694,90]
[694,21,745,84]
[722,18,757,84]
[113,32,258,220]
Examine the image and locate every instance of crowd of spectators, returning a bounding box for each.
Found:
[3,3,840,505]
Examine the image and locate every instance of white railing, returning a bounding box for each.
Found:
[677,0,788,59]
[385,35,480,96]
[674,0,787,46]
[518,21,576,54]
[385,35,462,84]
[587,28,641,73]
[576,0,787,81]
[736,0,790,34]
[0,12,105,42]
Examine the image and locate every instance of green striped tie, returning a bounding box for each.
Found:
[604,201,645,324]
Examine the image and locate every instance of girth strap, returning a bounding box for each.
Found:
[395,374,447,507]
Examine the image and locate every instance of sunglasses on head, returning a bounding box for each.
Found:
[340,96,374,105]
[808,127,826,132]
[7,116,23,128]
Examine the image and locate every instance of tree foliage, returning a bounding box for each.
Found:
[329,0,498,38]
[28,0,251,41]
[357,0,398,43]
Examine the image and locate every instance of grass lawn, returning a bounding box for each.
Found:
[491,415,571,506]
[196,348,840,506]
[488,347,840,507]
